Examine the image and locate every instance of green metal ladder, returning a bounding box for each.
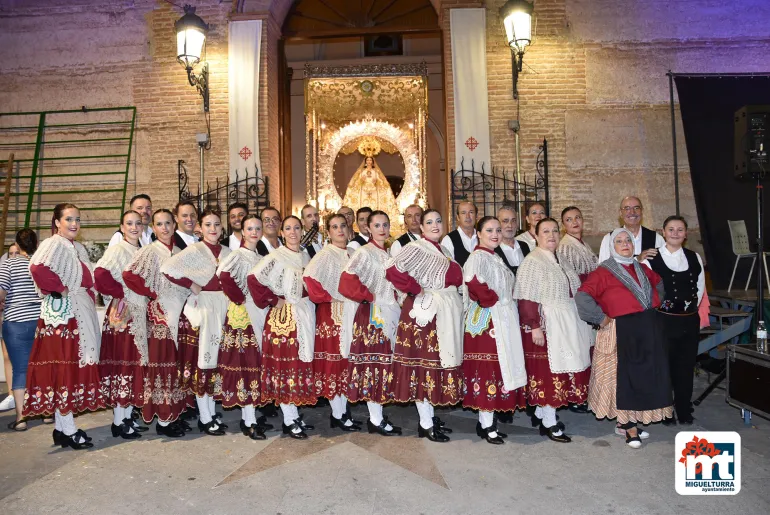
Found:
[0,107,136,246]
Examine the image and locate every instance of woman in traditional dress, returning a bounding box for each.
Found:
[462,217,527,445]
[556,206,598,281]
[386,209,464,442]
[25,203,105,449]
[515,202,546,254]
[216,214,272,440]
[162,209,231,436]
[95,210,147,439]
[248,215,316,439]
[576,228,673,448]
[339,210,402,436]
[123,209,189,437]
[513,218,593,443]
[644,216,704,426]
[303,214,361,432]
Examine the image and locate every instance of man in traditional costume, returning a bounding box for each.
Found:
[123,209,190,437]
[303,214,361,432]
[441,201,477,267]
[387,209,464,442]
[222,202,248,251]
[95,210,148,439]
[173,201,199,250]
[462,217,527,444]
[339,211,402,436]
[389,204,423,258]
[347,207,372,253]
[577,227,673,448]
[496,205,526,273]
[300,204,324,258]
[162,210,231,436]
[513,218,593,443]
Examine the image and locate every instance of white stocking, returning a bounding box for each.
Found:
[242,405,256,426]
[197,395,213,424]
[54,412,63,431]
[479,410,498,438]
[57,410,77,436]
[158,420,171,427]
[280,403,299,426]
[330,395,345,420]
[113,406,125,426]
[367,402,393,431]
[541,406,563,436]
[535,405,544,420]
[416,400,434,430]
[124,406,133,420]
[207,394,216,417]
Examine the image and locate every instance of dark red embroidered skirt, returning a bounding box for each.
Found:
[213,303,262,408]
[312,302,349,399]
[345,302,394,404]
[24,317,105,417]
[462,313,526,412]
[521,327,590,408]
[177,311,216,397]
[260,303,316,406]
[141,300,188,423]
[390,296,463,405]
[98,299,145,408]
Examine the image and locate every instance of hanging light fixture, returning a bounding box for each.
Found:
[175,4,210,111]
[500,0,534,99]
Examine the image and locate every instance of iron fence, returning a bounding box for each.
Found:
[178,161,269,216]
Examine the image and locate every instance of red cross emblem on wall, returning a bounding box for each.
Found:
[465,137,479,151]
[239,146,252,161]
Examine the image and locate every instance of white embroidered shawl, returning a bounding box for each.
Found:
[250,246,315,362]
[95,240,148,365]
[217,247,267,338]
[513,247,591,374]
[31,234,100,368]
[557,234,598,276]
[463,249,526,390]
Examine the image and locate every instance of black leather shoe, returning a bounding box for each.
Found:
[282,422,308,439]
[539,423,571,443]
[261,404,278,418]
[679,415,695,426]
[178,418,193,432]
[418,425,450,442]
[297,415,314,431]
[213,412,228,430]
[124,418,149,433]
[661,416,677,426]
[199,420,226,436]
[568,403,589,414]
[256,415,274,431]
[496,411,514,424]
[52,429,63,446]
[476,422,505,445]
[345,407,363,426]
[330,414,361,432]
[240,420,267,440]
[367,417,402,436]
[111,422,141,439]
[75,429,93,442]
[156,422,185,438]
[432,416,452,434]
[529,412,564,431]
[490,424,507,439]
[61,433,94,450]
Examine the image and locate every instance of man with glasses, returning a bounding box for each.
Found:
[598,196,664,262]
[257,207,283,256]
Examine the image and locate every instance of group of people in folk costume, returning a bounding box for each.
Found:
[19,193,704,450]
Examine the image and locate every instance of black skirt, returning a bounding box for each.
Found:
[615,309,673,411]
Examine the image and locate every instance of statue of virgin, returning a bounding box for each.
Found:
[342,155,400,224]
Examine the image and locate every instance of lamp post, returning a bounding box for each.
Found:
[500,0,534,100]
[175,4,210,112]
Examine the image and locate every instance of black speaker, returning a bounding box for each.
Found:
[734,105,770,180]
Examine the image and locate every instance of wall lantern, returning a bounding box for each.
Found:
[175,4,210,112]
[500,0,534,99]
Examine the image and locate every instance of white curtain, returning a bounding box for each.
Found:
[450,8,492,173]
[228,20,262,180]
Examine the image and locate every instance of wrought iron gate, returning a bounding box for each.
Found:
[178,161,269,216]
[451,138,549,226]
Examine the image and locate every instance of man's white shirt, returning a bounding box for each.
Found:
[499,240,525,268]
[347,233,369,254]
[440,229,478,260]
[389,232,420,257]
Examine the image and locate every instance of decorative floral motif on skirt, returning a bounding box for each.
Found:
[99,319,144,407]
[215,316,262,408]
[345,305,394,403]
[521,328,590,407]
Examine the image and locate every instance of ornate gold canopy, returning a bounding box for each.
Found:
[304,63,428,229]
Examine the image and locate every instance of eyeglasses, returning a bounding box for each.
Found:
[621,206,642,213]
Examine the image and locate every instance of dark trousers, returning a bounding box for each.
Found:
[662,313,700,420]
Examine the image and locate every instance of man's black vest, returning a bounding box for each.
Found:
[494,246,518,275]
[396,232,417,248]
[447,229,471,266]
[173,232,189,250]
[351,234,368,247]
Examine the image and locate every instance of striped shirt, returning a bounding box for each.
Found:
[0,256,42,322]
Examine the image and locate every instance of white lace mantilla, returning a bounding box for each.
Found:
[513,247,591,374]
[303,244,349,302]
[217,247,267,338]
[161,241,231,287]
[125,241,187,346]
[96,240,148,365]
[557,234,598,276]
[31,235,100,368]
[250,246,315,362]
[463,249,526,390]
[386,238,451,291]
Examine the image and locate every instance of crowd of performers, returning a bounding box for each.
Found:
[19,194,705,451]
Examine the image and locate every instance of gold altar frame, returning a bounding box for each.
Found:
[304,63,428,218]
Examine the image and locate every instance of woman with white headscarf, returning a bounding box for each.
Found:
[576,228,673,449]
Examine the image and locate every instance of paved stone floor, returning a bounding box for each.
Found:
[1,374,768,514]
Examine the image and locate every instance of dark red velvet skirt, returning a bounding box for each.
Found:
[260,303,317,406]
[345,303,394,404]
[99,298,145,408]
[214,304,262,408]
[390,296,463,405]
[312,302,350,399]
[177,311,216,397]
[24,317,106,417]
